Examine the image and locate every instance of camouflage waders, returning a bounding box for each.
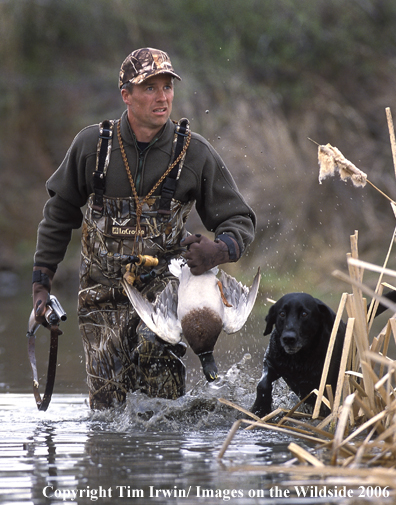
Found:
[79,194,194,409]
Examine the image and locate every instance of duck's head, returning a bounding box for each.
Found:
[180,306,222,382]
[198,352,218,382]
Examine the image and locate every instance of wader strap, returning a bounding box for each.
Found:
[92,119,114,214]
[158,118,190,217]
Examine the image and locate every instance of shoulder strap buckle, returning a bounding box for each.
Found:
[92,119,114,214]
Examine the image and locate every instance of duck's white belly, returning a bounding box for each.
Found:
[177,268,223,320]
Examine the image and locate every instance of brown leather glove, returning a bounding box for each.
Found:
[181,234,240,275]
[32,266,55,323]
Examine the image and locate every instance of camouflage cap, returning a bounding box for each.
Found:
[119,48,181,88]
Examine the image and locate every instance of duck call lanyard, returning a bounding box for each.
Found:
[117,119,191,253]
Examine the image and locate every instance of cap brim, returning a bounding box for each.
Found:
[129,69,181,86]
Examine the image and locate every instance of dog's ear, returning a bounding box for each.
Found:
[315,298,336,332]
[264,304,277,335]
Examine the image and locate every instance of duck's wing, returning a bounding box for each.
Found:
[219,267,261,334]
[122,279,182,345]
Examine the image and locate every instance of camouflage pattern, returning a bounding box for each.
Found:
[135,320,186,399]
[80,193,194,287]
[78,194,194,409]
[119,47,181,88]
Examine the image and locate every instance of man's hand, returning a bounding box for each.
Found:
[181,234,238,275]
[32,267,54,323]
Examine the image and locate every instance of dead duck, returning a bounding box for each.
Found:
[122,259,260,382]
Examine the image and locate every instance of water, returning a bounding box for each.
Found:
[0,367,295,505]
[1,290,395,504]
[2,371,395,505]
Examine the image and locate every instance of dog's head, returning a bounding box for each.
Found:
[264,292,336,354]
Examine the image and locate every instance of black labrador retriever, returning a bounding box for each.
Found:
[251,291,394,417]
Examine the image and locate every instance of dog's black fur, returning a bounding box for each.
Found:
[251,291,396,417]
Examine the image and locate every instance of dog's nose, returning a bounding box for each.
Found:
[282,331,297,346]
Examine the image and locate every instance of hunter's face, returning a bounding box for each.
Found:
[122,74,174,141]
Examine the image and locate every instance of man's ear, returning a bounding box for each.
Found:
[121,87,132,105]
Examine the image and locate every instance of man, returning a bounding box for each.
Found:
[32,48,256,409]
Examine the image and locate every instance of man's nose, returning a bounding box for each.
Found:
[157,89,166,101]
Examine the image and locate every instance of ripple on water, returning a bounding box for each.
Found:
[3,356,390,505]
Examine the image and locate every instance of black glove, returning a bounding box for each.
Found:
[32,266,55,323]
[181,234,240,275]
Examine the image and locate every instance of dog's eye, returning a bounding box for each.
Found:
[301,311,308,318]
[279,310,286,318]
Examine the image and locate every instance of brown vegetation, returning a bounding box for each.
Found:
[217,233,396,491]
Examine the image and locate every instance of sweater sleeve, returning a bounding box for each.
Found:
[34,194,84,269]
[192,136,256,254]
[33,125,97,269]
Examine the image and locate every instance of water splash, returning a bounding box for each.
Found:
[88,353,310,432]
[96,354,257,432]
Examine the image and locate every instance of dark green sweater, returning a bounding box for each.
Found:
[34,111,256,269]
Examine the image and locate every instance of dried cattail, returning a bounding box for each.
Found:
[318,144,367,187]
